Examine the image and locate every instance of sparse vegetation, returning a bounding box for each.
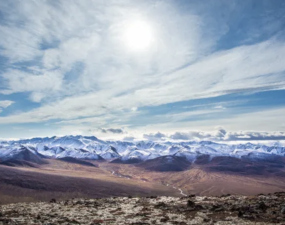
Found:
[1,193,285,224]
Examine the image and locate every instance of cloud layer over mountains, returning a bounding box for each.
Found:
[142,129,285,142]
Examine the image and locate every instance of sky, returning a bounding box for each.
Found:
[0,0,285,141]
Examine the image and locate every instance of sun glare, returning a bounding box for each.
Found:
[123,20,153,51]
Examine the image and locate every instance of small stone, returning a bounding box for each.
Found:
[257,201,268,211]
[238,211,243,217]
[221,194,231,198]
[160,217,169,222]
[243,214,254,219]
[281,207,285,214]
[214,207,224,212]
[92,219,104,223]
[187,200,195,207]
[155,202,167,208]
[203,218,211,222]
[70,219,80,224]
[276,217,283,221]
[211,204,222,211]
[50,198,56,203]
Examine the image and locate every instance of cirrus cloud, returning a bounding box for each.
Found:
[0,0,284,138]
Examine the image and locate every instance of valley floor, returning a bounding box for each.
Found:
[1,159,285,205]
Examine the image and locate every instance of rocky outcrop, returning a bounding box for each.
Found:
[1,193,285,224]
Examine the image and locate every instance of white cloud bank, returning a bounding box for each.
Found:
[142,129,285,142]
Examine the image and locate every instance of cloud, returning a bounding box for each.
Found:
[169,131,214,141]
[142,128,285,142]
[224,131,285,141]
[100,128,124,134]
[1,37,284,126]
[143,132,166,141]
[0,0,208,103]
[123,136,136,142]
[0,100,14,108]
[1,69,63,102]
[0,100,14,113]
[133,38,285,106]
[134,106,285,135]
[0,0,284,136]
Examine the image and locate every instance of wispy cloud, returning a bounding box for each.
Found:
[0,100,14,108]
[131,106,285,134]
[1,38,284,125]
[0,1,284,137]
[0,100,14,113]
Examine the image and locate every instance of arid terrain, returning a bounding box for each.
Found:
[1,150,285,224]
[1,158,285,205]
[1,192,285,224]
[1,0,285,223]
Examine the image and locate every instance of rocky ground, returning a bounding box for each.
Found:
[1,193,285,224]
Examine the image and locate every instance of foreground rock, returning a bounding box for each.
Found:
[1,193,285,224]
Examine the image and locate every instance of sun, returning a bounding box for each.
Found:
[122,20,154,51]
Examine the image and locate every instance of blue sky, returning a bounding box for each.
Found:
[0,0,284,140]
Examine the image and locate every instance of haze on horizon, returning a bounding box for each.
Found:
[0,0,284,140]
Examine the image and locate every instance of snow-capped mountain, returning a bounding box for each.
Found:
[0,135,285,165]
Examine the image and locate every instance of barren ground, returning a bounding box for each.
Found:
[1,193,285,224]
[1,159,285,205]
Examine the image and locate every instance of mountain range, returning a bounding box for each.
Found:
[0,135,284,165]
[1,135,285,205]
[0,135,285,173]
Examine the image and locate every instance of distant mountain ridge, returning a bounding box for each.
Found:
[0,135,285,169]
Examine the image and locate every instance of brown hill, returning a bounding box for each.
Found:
[137,155,191,172]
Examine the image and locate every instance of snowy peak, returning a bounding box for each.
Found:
[0,145,47,166]
[0,136,285,166]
